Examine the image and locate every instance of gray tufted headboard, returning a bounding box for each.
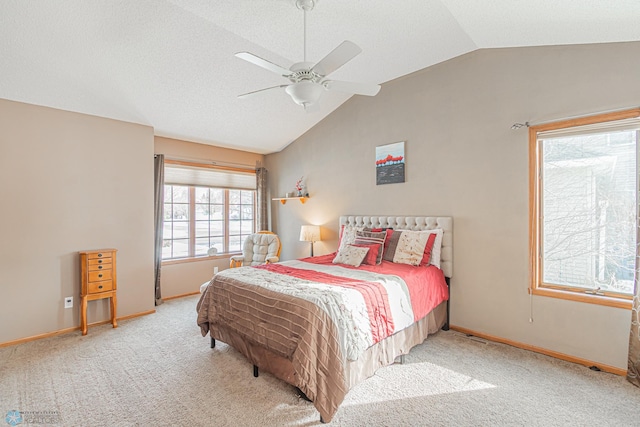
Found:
[339,216,453,278]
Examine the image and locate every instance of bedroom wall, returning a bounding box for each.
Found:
[265,41,640,371]
[0,98,155,344]
[154,136,264,298]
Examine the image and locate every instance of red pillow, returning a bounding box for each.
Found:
[419,233,438,266]
[352,243,380,266]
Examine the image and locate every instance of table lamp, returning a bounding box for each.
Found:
[299,225,321,257]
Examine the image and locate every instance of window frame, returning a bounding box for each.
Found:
[161,184,257,263]
[161,160,258,265]
[529,108,639,309]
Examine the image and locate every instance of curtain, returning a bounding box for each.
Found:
[629,246,640,386]
[628,143,640,386]
[256,167,268,231]
[154,154,164,306]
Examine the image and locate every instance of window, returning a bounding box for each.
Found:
[529,109,639,308]
[162,161,256,261]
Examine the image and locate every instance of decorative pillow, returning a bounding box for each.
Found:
[382,229,435,266]
[337,225,363,252]
[382,230,402,262]
[354,230,386,264]
[351,243,380,266]
[365,227,394,251]
[423,228,444,268]
[419,233,438,266]
[332,244,370,267]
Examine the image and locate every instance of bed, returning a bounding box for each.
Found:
[197,215,452,423]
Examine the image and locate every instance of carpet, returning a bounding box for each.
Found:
[1,295,638,426]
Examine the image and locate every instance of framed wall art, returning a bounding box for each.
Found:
[375,141,405,185]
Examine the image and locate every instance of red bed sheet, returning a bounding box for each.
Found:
[302,253,449,322]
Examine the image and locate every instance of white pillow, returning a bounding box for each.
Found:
[332,244,370,267]
[337,225,363,252]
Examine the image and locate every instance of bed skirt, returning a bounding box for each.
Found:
[209,300,447,417]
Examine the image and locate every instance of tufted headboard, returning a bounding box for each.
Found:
[339,216,453,279]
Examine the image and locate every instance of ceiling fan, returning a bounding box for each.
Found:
[235,0,380,110]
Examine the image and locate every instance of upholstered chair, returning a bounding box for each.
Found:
[229,231,281,268]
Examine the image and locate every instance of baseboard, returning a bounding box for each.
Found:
[111,309,156,322]
[163,291,200,301]
[449,325,627,377]
[0,309,156,348]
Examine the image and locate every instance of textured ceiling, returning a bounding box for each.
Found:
[1,0,639,154]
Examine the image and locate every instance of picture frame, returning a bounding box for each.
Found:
[376,141,405,185]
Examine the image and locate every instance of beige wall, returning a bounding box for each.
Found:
[265,42,640,370]
[0,99,155,343]
[154,136,264,297]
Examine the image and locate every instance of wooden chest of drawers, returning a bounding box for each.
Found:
[79,249,117,335]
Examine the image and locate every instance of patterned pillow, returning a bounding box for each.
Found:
[332,244,370,267]
[382,230,401,262]
[383,229,436,266]
[351,243,380,266]
[364,227,394,251]
[353,230,386,264]
[337,225,363,252]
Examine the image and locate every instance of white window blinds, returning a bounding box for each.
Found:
[164,162,256,190]
[538,117,640,139]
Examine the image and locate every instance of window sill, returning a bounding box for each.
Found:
[531,286,633,309]
[162,253,241,266]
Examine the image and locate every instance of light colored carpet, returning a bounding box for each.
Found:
[1,295,639,426]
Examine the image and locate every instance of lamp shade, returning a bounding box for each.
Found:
[299,225,321,242]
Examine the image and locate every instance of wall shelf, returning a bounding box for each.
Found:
[272,196,308,205]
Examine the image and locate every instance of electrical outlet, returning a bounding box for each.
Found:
[214,266,219,275]
[64,296,73,309]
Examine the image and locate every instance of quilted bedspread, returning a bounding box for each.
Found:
[196,256,449,422]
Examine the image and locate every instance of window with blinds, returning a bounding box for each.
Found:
[529,109,639,307]
[162,161,256,260]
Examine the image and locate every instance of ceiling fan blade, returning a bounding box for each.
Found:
[238,85,289,99]
[311,41,362,77]
[324,80,381,96]
[235,52,291,78]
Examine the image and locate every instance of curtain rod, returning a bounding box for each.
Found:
[510,106,640,130]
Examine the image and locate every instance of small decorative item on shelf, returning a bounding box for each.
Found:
[295,176,304,197]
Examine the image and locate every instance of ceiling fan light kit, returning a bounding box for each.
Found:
[235,0,379,109]
[285,81,324,107]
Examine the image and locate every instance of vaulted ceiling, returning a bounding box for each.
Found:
[2,0,639,154]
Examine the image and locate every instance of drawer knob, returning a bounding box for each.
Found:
[98,265,103,269]
[98,260,102,264]
[98,274,103,278]
[99,285,103,289]
[98,253,103,257]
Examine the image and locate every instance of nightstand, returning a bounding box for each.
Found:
[79,249,117,335]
